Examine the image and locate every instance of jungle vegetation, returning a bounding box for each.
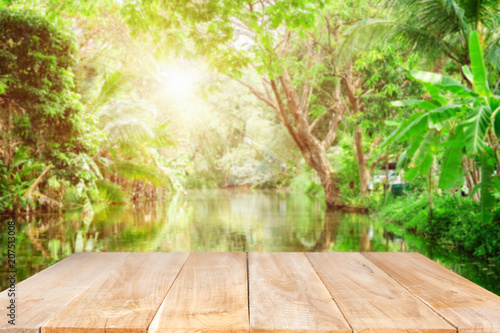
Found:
[1,0,500,259]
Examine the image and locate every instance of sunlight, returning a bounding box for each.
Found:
[158,63,198,96]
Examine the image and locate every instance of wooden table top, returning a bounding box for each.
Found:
[1,252,500,333]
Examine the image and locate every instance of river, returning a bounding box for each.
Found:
[1,189,499,295]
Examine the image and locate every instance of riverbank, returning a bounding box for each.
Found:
[378,194,500,265]
[1,189,499,295]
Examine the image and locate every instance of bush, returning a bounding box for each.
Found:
[290,175,324,198]
[379,194,500,263]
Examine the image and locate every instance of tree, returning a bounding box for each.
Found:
[0,8,97,213]
[339,0,500,199]
[0,8,93,166]
[339,0,500,74]
[121,0,390,209]
[330,46,423,196]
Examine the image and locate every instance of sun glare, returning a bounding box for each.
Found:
[159,63,198,96]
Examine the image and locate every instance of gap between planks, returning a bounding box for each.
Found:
[363,252,500,333]
[360,252,459,331]
[305,252,455,333]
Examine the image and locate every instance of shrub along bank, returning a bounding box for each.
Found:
[379,194,500,264]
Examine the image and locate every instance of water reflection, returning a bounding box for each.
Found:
[1,189,499,295]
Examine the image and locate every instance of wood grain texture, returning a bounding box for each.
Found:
[306,252,455,333]
[248,252,351,333]
[0,252,130,333]
[42,252,188,333]
[364,252,500,333]
[148,252,249,333]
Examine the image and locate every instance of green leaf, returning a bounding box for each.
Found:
[396,151,407,170]
[26,197,36,209]
[428,105,461,125]
[490,96,500,136]
[480,153,495,224]
[406,150,433,181]
[461,65,474,84]
[410,129,435,169]
[422,83,447,106]
[384,120,401,127]
[438,132,465,190]
[82,154,103,180]
[396,113,429,141]
[19,196,27,210]
[409,71,473,97]
[462,105,492,155]
[96,179,127,204]
[418,99,442,111]
[403,130,435,181]
[382,113,428,147]
[468,31,490,97]
[390,99,421,107]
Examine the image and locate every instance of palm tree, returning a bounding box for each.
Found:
[95,98,180,202]
[338,0,500,82]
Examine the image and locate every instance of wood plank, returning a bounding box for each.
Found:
[248,252,351,333]
[306,252,455,333]
[0,252,130,333]
[364,252,500,333]
[148,252,248,333]
[42,252,188,333]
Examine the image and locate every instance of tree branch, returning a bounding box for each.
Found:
[237,79,279,111]
[322,85,345,149]
[366,136,382,160]
[25,165,52,201]
[309,112,326,132]
[369,154,395,173]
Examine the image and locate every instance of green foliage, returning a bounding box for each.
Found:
[95,179,127,204]
[0,8,105,214]
[388,31,500,223]
[463,105,492,155]
[438,134,463,190]
[338,0,500,74]
[98,100,174,150]
[380,194,500,263]
[0,147,42,211]
[0,8,96,167]
[290,174,325,199]
[379,195,430,232]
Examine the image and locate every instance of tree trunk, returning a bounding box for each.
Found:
[352,125,386,196]
[238,64,347,209]
[463,157,481,201]
[1,98,13,166]
[353,127,371,195]
[359,164,371,196]
[318,168,342,209]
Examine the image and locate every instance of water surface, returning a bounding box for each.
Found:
[1,189,499,295]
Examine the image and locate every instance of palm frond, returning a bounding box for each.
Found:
[110,160,167,187]
[388,0,466,33]
[336,19,394,65]
[94,71,128,109]
[98,99,171,149]
[150,131,176,148]
[483,33,500,71]
[457,0,498,29]
[95,179,127,204]
[98,100,157,124]
[103,118,156,146]
[336,19,457,65]
[338,0,500,66]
